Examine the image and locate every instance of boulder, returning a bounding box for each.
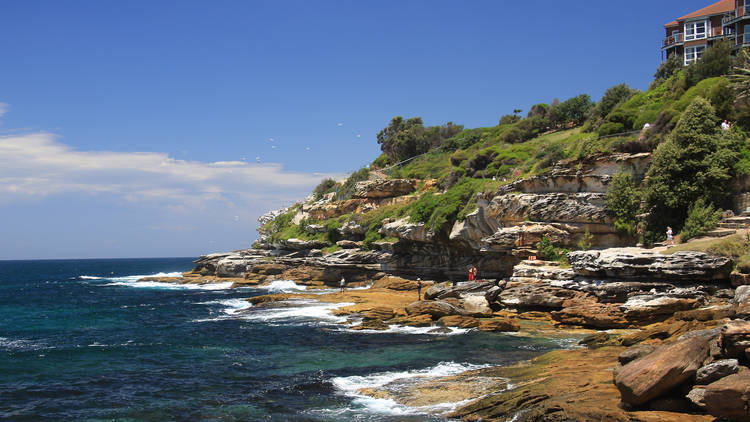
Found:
[696,359,740,385]
[730,271,750,287]
[551,302,630,329]
[478,317,520,332]
[459,295,493,317]
[481,223,571,251]
[614,335,711,405]
[495,283,577,310]
[350,319,390,331]
[336,240,361,249]
[620,295,700,321]
[720,320,750,360]
[703,371,750,421]
[424,281,495,300]
[352,179,416,199]
[405,300,463,319]
[438,315,480,328]
[361,307,396,321]
[735,285,750,318]
[686,386,706,409]
[379,217,434,242]
[249,263,287,275]
[568,248,733,282]
[486,192,611,225]
[618,345,656,365]
[373,276,418,291]
[276,238,329,251]
[390,314,433,327]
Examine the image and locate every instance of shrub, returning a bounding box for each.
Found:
[685,39,734,88]
[313,178,337,200]
[372,153,391,168]
[680,198,721,241]
[653,54,683,86]
[334,167,370,201]
[598,122,625,137]
[737,253,750,273]
[605,171,639,237]
[537,235,557,260]
[577,230,593,250]
[499,114,521,125]
[589,83,639,123]
[527,103,548,118]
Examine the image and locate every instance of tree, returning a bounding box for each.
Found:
[653,53,683,85]
[549,94,594,127]
[588,83,639,122]
[643,97,743,233]
[685,39,735,87]
[376,116,427,163]
[605,171,639,237]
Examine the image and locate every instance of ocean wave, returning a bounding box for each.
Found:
[100,277,233,290]
[0,336,46,352]
[196,298,253,315]
[237,300,353,324]
[330,361,490,416]
[341,325,472,336]
[256,280,308,293]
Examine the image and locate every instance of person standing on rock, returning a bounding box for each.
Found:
[416,278,422,301]
[666,226,674,245]
[339,276,345,293]
[468,267,475,281]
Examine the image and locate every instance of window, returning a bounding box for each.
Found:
[684,20,707,40]
[685,45,706,64]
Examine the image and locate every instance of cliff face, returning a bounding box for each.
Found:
[195,152,652,281]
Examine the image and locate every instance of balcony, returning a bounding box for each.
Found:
[662,33,683,48]
[738,33,750,46]
[726,7,750,24]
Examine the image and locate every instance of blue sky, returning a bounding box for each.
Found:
[0,0,716,259]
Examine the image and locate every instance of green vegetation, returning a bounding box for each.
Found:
[263,44,750,252]
[662,233,748,262]
[643,97,744,238]
[605,171,639,237]
[537,235,570,264]
[679,198,721,242]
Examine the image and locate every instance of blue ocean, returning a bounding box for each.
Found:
[0,258,572,421]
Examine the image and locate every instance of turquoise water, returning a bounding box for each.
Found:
[0,258,573,421]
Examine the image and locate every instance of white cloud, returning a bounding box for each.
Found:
[0,102,7,118]
[0,132,340,210]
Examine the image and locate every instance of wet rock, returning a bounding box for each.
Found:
[478,317,519,332]
[614,335,711,405]
[438,315,480,328]
[696,359,740,385]
[427,327,453,334]
[578,332,610,348]
[390,314,433,327]
[618,345,656,365]
[720,320,750,360]
[361,307,395,321]
[405,300,463,319]
[703,371,750,421]
[568,248,733,282]
[351,319,389,331]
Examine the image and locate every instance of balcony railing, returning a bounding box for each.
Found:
[663,33,683,47]
[738,33,750,45]
[663,28,734,48]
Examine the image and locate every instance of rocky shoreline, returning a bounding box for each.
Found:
[141,241,750,421]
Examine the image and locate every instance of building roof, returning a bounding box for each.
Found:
[664,0,734,27]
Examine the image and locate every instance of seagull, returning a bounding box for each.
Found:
[271,145,277,149]
[268,137,274,142]
[256,156,261,163]
[305,147,311,151]
[337,122,343,127]
[355,134,361,138]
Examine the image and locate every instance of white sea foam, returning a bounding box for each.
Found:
[257,279,308,293]
[330,361,490,415]
[0,336,46,351]
[239,300,353,324]
[196,298,253,315]
[78,275,104,280]
[92,271,233,290]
